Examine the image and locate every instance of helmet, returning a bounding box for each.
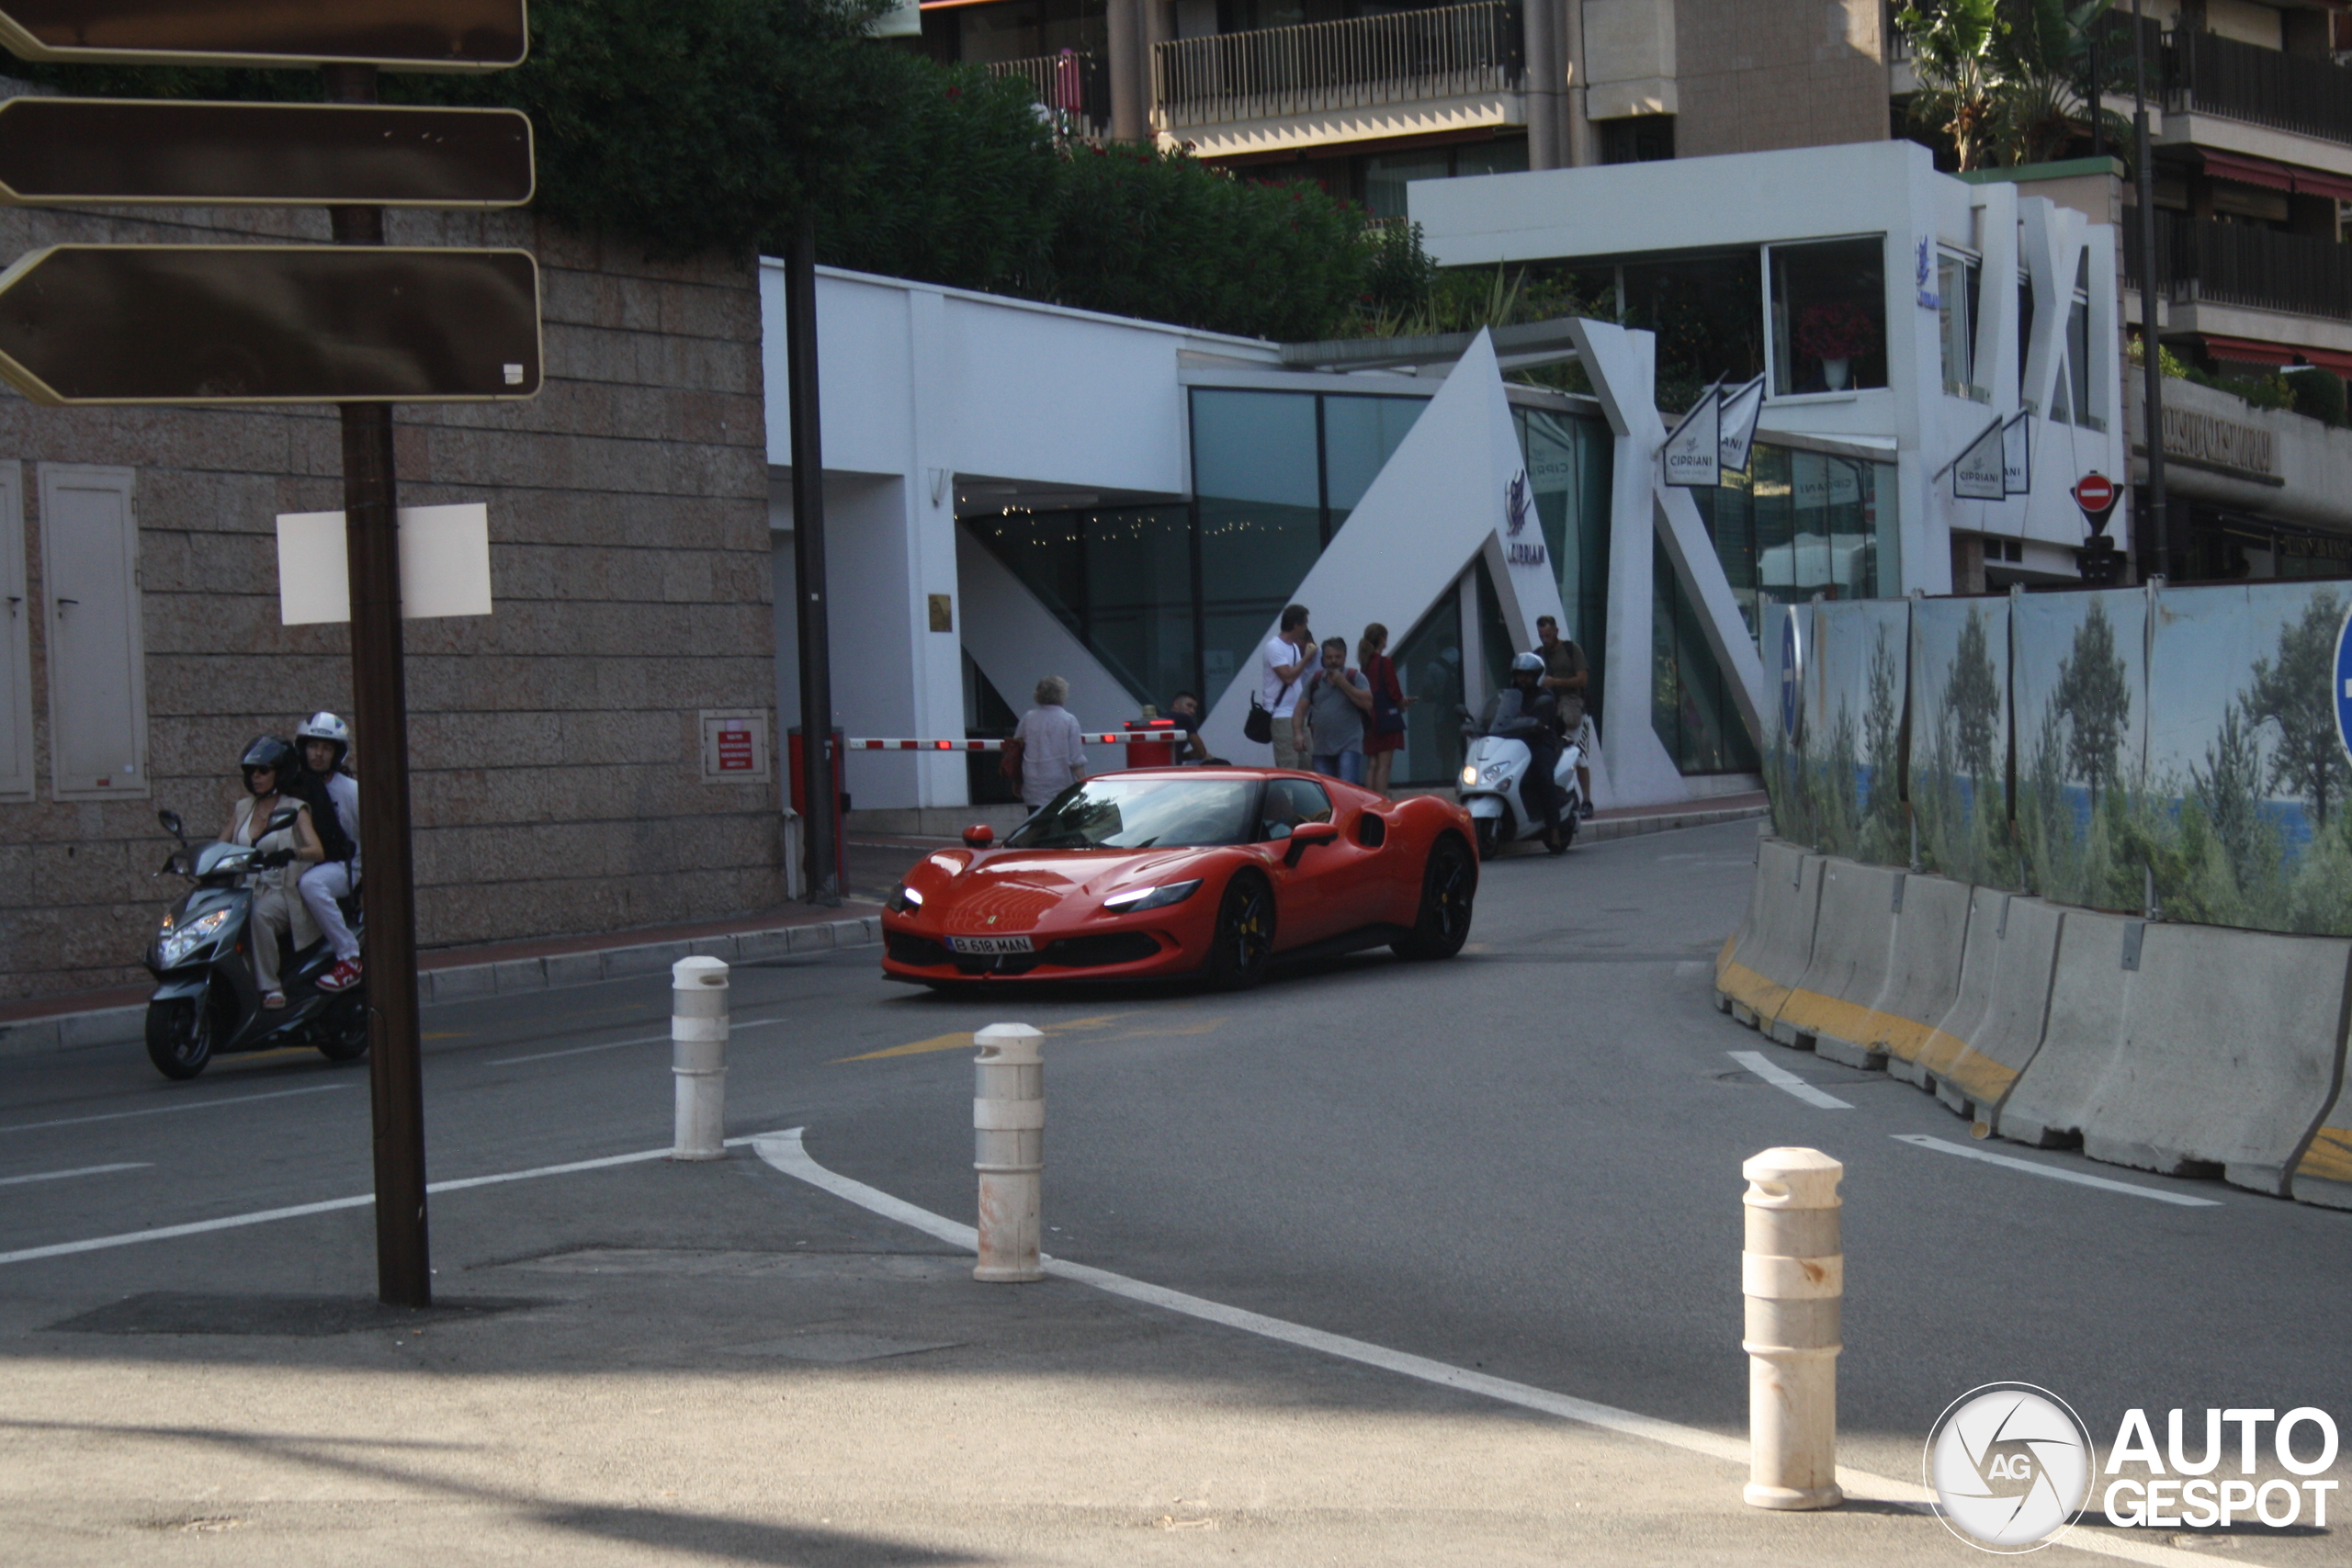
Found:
[1510,651,1545,677]
[296,711,350,765]
[239,734,295,789]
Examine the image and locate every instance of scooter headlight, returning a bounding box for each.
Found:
[156,907,232,967]
[1482,762,1510,784]
[1459,764,1479,787]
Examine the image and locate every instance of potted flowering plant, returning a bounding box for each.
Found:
[1795,301,1878,390]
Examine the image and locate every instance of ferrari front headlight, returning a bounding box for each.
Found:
[1102,879,1202,914]
[886,883,924,913]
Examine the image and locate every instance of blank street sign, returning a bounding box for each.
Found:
[0,99,534,207]
[277,503,494,625]
[0,0,528,71]
[0,244,541,405]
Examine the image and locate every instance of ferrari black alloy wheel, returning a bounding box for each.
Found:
[1205,871,1275,989]
[1394,835,1475,960]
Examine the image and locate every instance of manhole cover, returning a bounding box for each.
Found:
[47,1292,539,1337]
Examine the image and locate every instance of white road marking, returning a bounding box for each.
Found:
[487,1016,788,1066]
[0,1162,150,1187]
[752,1130,2220,1568]
[1892,1134,2225,1207]
[1726,1050,1853,1110]
[0,1083,352,1135]
[0,1135,768,1268]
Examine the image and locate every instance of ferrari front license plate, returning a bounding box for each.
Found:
[947,934,1035,954]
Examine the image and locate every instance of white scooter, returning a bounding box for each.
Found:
[1457,692,1585,859]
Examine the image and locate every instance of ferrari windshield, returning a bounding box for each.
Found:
[1008,777,1256,850]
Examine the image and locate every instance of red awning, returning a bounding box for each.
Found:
[2199,334,2352,375]
[2198,148,2352,202]
[2201,150,2299,194]
[2292,166,2352,203]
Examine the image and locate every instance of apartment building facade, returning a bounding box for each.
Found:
[907,0,1897,214]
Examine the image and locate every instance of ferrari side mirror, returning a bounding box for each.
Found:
[963,824,994,849]
[1283,822,1340,868]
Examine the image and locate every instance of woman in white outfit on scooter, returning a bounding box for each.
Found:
[220,735,323,1010]
[293,712,364,993]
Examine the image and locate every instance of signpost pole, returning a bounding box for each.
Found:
[324,61,431,1308]
[786,211,841,906]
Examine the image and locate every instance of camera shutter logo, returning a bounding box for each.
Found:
[1925,1383,2094,1551]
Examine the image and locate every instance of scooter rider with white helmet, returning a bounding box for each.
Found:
[292,712,364,993]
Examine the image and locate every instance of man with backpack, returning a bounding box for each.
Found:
[1252,604,1314,770]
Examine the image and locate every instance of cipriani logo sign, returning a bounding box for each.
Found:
[1504,469,1546,568]
[1926,1387,2343,1553]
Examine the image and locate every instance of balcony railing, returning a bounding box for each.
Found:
[1154,2,1521,130]
[2127,209,2352,323]
[985,50,1111,141]
[2172,28,2352,148]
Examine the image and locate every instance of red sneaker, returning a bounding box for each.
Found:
[318,959,364,992]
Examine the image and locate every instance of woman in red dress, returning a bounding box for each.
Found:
[1358,622,1410,797]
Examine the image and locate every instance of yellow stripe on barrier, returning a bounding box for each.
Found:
[1715,958,1795,1021]
[1718,963,2023,1108]
[2294,1125,2352,1185]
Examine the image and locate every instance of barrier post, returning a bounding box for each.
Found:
[973,1022,1045,1281]
[1742,1145,1844,1510]
[671,956,729,1159]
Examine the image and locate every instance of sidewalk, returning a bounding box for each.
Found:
[0,900,883,1059]
[0,1136,2070,1568]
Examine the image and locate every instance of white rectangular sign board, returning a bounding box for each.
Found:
[277,502,493,625]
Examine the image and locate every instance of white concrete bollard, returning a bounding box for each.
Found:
[973,1022,1045,1282]
[1742,1145,1845,1511]
[671,956,729,1160]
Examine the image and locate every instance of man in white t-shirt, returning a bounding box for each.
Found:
[1259,603,1313,770]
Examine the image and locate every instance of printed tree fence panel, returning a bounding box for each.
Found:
[2143,581,2352,937]
[2011,588,2149,913]
[1780,598,1911,867]
[1910,597,2018,891]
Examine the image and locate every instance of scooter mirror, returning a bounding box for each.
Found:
[266,807,300,834]
[157,808,183,840]
[156,852,182,876]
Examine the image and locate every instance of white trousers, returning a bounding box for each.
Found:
[299,860,360,962]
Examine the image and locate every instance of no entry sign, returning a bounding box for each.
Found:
[2073,472,2120,534]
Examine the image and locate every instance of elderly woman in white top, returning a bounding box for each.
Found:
[1012,676,1088,809]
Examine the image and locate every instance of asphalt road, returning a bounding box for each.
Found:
[3,818,2346,1496]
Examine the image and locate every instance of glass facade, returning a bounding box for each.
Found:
[1769,238,1887,396]
[1693,441,1901,653]
[1652,536,1760,775]
[971,378,1801,784]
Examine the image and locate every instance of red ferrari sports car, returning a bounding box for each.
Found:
[880,767,1477,987]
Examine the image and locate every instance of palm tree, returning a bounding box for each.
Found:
[1898,0,2135,172]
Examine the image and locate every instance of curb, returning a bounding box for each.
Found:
[1582,802,1770,842]
[0,915,883,1062]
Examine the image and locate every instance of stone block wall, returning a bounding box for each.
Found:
[1672,0,1893,159]
[0,202,782,1000]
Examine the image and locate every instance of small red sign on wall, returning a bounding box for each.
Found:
[716,728,753,772]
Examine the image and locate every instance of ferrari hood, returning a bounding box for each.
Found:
[930,848,1224,932]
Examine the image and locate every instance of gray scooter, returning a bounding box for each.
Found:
[141,808,370,1080]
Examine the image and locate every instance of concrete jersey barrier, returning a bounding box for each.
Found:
[1998,912,2352,1195]
[1840,870,1972,1076]
[1715,840,1816,1034]
[1902,890,2064,1122]
[2291,1074,2352,1212]
[1769,859,1907,1059]
[1721,841,1825,1034]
